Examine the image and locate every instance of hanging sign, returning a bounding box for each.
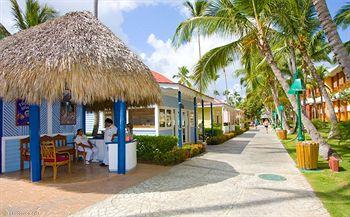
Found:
[16,99,29,126]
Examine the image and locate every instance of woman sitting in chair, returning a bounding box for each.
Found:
[74,129,99,164]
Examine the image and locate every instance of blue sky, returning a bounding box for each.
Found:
[0,0,349,99]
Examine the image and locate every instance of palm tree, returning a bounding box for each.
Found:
[0,23,11,39]
[334,2,350,29]
[173,0,332,159]
[10,0,57,31]
[312,0,350,81]
[272,0,338,137]
[173,0,208,92]
[173,66,193,87]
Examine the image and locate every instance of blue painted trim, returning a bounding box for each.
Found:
[201,99,205,141]
[178,91,182,148]
[0,98,3,173]
[210,102,213,136]
[117,101,126,174]
[82,105,86,134]
[193,97,197,144]
[29,105,41,182]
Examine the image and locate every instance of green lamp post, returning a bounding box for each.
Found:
[278,104,284,130]
[288,70,305,141]
[272,110,277,129]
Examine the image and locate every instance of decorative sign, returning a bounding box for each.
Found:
[16,99,29,126]
[60,101,76,125]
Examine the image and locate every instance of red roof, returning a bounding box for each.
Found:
[151,71,173,83]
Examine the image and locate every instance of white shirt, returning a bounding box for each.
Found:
[74,135,89,146]
[104,125,117,142]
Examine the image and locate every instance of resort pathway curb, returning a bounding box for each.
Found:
[72,127,330,217]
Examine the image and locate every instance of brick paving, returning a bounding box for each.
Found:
[72,127,330,217]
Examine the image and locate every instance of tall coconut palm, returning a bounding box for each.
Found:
[272,0,338,137]
[173,0,332,159]
[173,0,208,92]
[173,66,193,87]
[0,23,11,39]
[10,0,57,31]
[312,0,350,81]
[334,2,350,29]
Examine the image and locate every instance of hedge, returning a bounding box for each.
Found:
[204,127,223,137]
[183,144,206,158]
[206,133,235,145]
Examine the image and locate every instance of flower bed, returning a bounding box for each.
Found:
[206,132,236,145]
[182,144,206,158]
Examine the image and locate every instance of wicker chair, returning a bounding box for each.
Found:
[19,137,30,171]
[41,139,71,180]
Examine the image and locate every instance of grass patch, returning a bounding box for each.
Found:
[281,122,350,217]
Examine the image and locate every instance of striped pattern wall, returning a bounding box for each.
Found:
[3,101,47,137]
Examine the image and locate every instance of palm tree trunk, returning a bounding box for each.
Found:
[197,30,202,58]
[311,88,318,118]
[92,111,100,137]
[312,0,350,81]
[94,0,98,18]
[223,68,229,102]
[289,40,297,74]
[320,90,326,122]
[298,41,338,137]
[255,26,331,159]
[270,82,292,133]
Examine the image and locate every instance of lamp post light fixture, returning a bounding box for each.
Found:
[278,104,284,130]
[288,70,305,141]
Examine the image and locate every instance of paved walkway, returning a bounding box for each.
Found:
[72,127,329,217]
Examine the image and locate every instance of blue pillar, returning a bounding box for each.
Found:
[210,102,214,136]
[82,105,86,134]
[0,99,3,174]
[117,101,126,174]
[201,99,205,141]
[113,101,121,129]
[29,105,41,182]
[178,91,182,148]
[193,97,197,144]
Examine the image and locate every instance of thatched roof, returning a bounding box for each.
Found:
[0,11,161,107]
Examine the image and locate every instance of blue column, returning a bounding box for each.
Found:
[82,105,86,134]
[210,102,214,136]
[193,97,197,144]
[113,101,120,129]
[201,99,205,141]
[178,91,182,148]
[29,105,41,182]
[0,99,3,174]
[117,101,126,174]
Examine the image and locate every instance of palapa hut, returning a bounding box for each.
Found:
[0,11,161,182]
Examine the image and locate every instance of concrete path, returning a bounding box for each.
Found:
[72,127,329,217]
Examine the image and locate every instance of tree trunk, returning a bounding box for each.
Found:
[223,68,229,102]
[311,88,318,118]
[255,27,331,159]
[289,40,297,74]
[298,40,338,138]
[92,111,100,137]
[94,0,98,18]
[270,82,292,133]
[320,91,326,122]
[312,0,350,81]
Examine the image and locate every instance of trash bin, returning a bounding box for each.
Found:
[328,156,339,172]
[276,129,287,140]
[296,141,319,169]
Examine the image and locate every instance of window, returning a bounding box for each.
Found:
[129,108,155,128]
[159,109,166,127]
[189,112,194,127]
[159,108,173,128]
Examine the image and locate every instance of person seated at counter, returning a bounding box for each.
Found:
[100,118,117,167]
[126,123,133,142]
[74,129,99,165]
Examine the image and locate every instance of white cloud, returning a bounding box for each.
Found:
[142,33,244,98]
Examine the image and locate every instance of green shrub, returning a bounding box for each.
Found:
[206,133,235,145]
[234,125,240,133]
[204,127,223,136]
[183,144,206,157]
[311,119,327,130]
[135,135,178,162]
[154,148,186,166]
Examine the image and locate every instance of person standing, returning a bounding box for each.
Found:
[100,118,117,167]
[263,119,269,134]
